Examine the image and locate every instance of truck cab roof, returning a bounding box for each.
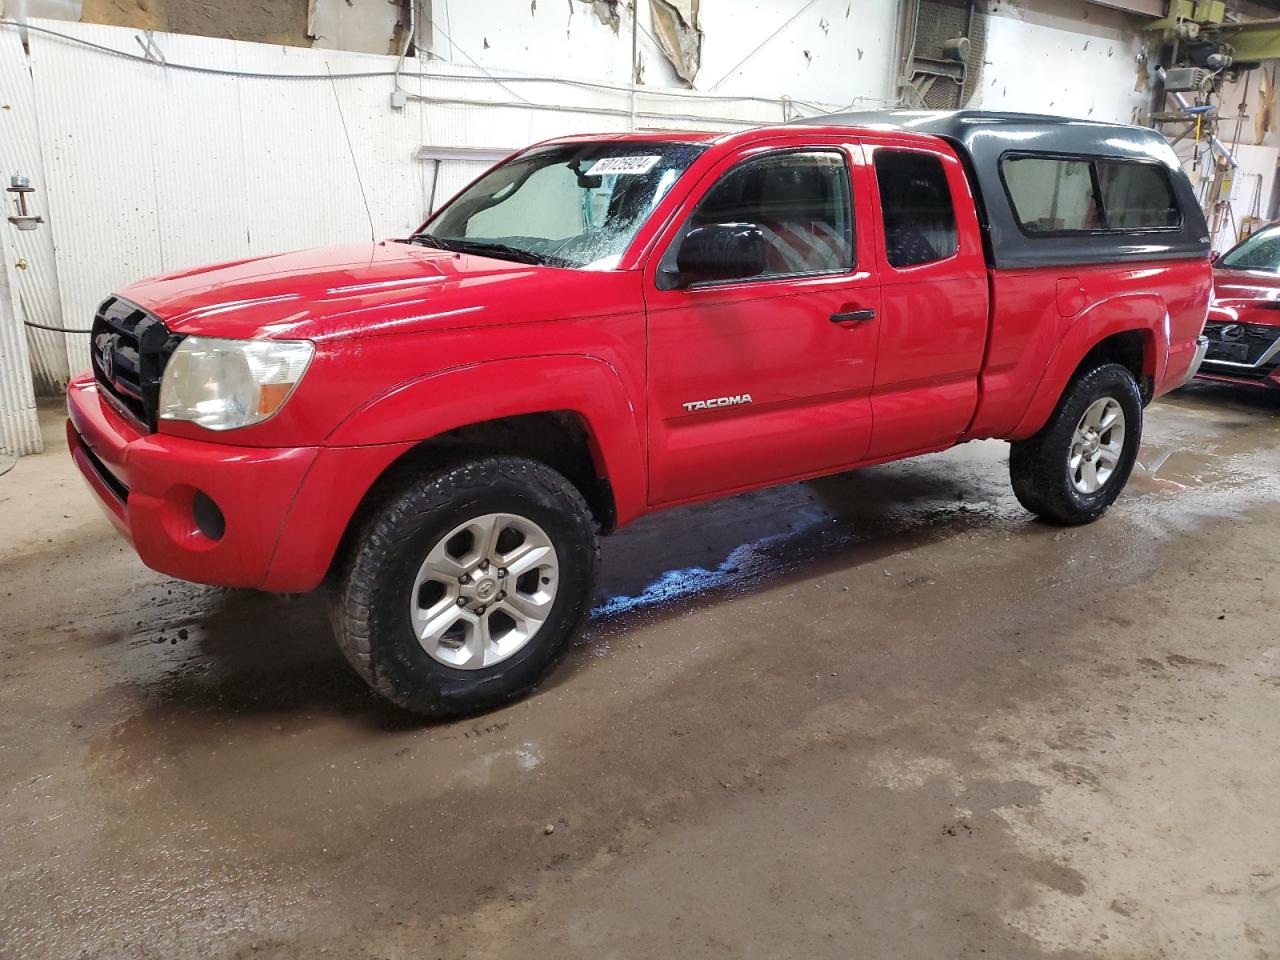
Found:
[547,110,1208,271]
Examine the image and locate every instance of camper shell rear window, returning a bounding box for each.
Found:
[1000,154,1181,236]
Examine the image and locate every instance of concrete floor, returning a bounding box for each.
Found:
[2,385,1279,959]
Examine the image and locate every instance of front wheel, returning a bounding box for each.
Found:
[330,456,599,717]
[1009,362,1143,525]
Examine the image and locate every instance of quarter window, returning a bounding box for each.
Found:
[1001,155,1181,233]
[873,151,958,268]
[679,150,854,280]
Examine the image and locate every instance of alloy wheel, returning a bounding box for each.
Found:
[408,513,559,669]
[1069,396,1126,495]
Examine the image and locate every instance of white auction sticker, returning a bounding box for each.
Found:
[585,155,661,176]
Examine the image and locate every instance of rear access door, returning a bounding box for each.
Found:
[860,137,989,459]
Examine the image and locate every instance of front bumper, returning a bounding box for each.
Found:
[1194,320,1280,389]
[67,378,319,589]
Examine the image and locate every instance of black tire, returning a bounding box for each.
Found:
[330,456,599,717]
[1009,363,1143,526]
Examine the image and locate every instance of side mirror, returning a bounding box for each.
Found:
[1209,250,1221,263]
[661,223,768,289]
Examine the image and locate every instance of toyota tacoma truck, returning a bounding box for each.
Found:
[1198,221,1280,389]
[67,110,1212,716]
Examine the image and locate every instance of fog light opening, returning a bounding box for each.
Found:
[193,491,226,541]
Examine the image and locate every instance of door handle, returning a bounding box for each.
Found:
[830,309,876,324]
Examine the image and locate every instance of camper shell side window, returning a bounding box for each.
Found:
[999,153,1182,237]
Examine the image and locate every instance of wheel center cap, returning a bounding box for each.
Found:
[474,578,498,602]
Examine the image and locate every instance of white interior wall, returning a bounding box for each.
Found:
[1218,144,1279,249]
[431,0,899,109]
[973,0,1147,124]
[1174,141,1280,252]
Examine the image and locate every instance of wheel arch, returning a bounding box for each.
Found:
[302,356,644,587]
[1010,295,1164,440]
[341,408,620,546]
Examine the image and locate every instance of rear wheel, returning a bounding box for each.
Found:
[1009,363,1142,525]
[331,456,599,717]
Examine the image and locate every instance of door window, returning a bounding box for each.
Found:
[873,150,959,268]
[674,150,854,281]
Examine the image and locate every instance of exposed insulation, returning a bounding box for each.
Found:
[650,0,700,86]
[575,0,621,34]
[1256,68,1275,146]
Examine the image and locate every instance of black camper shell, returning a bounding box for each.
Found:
[792,110,1210,270]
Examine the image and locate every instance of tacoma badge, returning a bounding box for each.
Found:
[682,393,753,413]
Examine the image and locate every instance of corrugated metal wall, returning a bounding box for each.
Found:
[0,27,69,395]
[0,224,43,456]
[16,19,794,376]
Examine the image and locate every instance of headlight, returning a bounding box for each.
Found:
[159,336,314,431]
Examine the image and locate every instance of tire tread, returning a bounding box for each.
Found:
[1009,362,1142,526]
[328,457,599,715]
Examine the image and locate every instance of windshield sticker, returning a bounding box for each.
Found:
[585,155,661,176]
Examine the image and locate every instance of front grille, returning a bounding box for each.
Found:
[90,298,183,431]
[1201,321,1280,377]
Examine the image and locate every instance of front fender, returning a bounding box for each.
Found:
[1010,293,1164,440]
[325,353,647,524]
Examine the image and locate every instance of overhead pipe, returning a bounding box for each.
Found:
[1155,66,1239,168]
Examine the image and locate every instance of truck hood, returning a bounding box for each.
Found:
[119,241,607,341]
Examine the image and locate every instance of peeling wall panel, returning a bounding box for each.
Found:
[307,0,402,55]
[650,0,700,85]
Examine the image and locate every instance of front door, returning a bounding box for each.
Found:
[643,140,881,506]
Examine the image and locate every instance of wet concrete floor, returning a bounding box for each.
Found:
[2,384,1279,959]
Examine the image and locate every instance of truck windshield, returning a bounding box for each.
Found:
[413,141,706,269]
[1218,224,1280,273]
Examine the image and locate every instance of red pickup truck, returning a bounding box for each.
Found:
[67,111,1211,715]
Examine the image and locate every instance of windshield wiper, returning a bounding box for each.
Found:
[402,233,552,266]
[402,233,454,251]
[440,238,549,266]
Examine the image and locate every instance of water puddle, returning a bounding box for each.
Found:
[590,507,833,620]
